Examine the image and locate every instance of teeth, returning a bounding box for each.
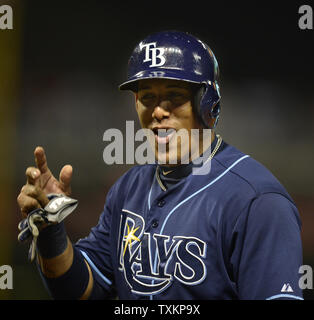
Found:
[155,129,175,137]
[153,129,176,145]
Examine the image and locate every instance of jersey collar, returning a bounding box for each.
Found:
[156,135,221,190]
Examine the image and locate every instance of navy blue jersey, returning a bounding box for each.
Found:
[76,140,303,300]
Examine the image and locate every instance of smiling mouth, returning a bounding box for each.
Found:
[153,128,176,145]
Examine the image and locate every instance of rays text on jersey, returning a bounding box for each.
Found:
[118,209,207,295]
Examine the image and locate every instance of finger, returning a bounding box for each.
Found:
[34,146,51,175]
[25,166,41,185]
[21,184,49,208]
[59,165,73,194]
[17,193,41,218]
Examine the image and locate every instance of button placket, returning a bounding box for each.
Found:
[157,199,165,207]
[151,219,159,228]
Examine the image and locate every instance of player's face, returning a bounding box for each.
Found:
[135,79,209,166]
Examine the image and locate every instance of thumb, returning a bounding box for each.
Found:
[59,164,73,195]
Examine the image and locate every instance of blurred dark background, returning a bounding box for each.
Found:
[0,0,313,299]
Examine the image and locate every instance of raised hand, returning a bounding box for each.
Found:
[17,146,73,218]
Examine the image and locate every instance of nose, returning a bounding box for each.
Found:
[152,100,171,121]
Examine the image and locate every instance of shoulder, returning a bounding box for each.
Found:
[213,141,294,203]
[248,192,301,228]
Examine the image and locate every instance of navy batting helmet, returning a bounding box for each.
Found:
[119,30,221,128]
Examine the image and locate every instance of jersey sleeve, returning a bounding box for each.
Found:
[75,186,116,299]
[230,192,303,300]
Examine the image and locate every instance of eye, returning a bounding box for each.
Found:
[138,92,157,107]
[166,91,190,104]
[141,93,156,100]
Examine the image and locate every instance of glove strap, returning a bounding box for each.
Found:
[18,194,78,262]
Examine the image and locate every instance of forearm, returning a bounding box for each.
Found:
[37,236,74,278]
[38,238,93,299]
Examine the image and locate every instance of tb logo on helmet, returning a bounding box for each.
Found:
[140,42,166,68]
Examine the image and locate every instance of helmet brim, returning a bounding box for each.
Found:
[119,69,203,92]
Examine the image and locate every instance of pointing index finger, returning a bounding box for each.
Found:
[34,146,50,174]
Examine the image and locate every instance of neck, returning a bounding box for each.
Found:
[157,133,221,190]
[160,130,216,171]
[189,129,215,164]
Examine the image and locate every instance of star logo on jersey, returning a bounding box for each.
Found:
[123,224,141,256]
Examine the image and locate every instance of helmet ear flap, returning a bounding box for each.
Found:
[194,82,221,129]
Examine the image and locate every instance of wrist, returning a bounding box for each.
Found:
[37,222,68,259]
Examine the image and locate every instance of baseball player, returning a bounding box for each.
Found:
[17,31,303,300]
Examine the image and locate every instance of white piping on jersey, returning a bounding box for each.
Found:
[80,250,112,286]
[148,183,153,211]
[159,155,250,235]
[266,294,303,300]
[149,154,250,300]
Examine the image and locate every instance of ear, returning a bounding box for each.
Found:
[208,118,216,129]
[199,83,221,128]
